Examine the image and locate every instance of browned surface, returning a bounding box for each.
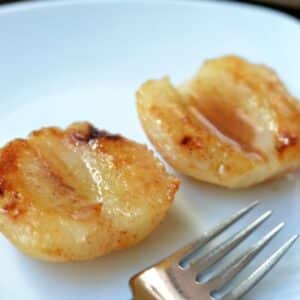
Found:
[0,122,179,261]
[136,55,300,188]
[277,132,298,154]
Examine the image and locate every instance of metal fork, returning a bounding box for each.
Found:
[130,202,298,300]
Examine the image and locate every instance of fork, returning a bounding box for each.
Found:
[130,202,298,300]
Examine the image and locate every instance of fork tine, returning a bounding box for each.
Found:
[179,201,259,267]
[206,222,284,291]
[189,210,272,275]
[220,234,299,300]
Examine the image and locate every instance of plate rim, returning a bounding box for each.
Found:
[0,1,299,300]
[0,0,299,27]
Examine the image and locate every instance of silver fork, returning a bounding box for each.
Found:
[130,202,298,300]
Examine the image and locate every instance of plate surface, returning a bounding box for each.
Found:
[0,1,299,299]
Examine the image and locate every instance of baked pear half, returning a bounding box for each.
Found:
[0,122,179,262]
[136,55,300,188]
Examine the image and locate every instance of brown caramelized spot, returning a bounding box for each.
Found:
[180,136,191,145]
[180,135,201,150]
[0,140,27,175]
[72,124,122,143]
[277,133,298,154]
[86,125,107,140]
[0,187,3,196]
[99,131,123,141]
[3,201,17,213]
[2,193,25,220]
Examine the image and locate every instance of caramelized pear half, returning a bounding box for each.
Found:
[0,122,179,261]
[137,56,300,188]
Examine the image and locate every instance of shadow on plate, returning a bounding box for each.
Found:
[178,169,300,203]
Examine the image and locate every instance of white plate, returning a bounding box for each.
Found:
[0,1,299,299]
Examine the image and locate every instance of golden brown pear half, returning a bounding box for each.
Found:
[0,122,179,262]
[136,55,300,188]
